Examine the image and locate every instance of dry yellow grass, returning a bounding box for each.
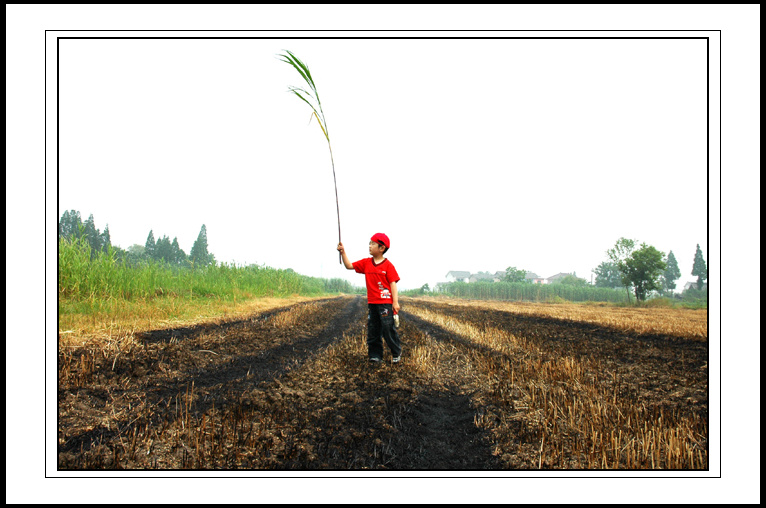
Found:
[58,295,330,350]
[404,300,708,469]
[406,297,708,340]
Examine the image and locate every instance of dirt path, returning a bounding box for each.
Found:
[57,295,708,470]
[387,386,500,469]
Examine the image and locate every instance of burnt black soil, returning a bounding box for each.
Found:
[57,295,707,470]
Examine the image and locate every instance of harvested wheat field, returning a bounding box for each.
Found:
[58,295,708,470]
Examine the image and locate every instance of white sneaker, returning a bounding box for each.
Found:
[392,356,401,363]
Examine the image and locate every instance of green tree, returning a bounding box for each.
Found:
[126,244,145,264]
[100,224,112,253]
[58,210,82,240]
[155,235,173,263]
[171,237,187,265]
[559,274,588,287]
[145,230,156,260]
[82,214,102,257]
[622,243,667,302]
[661,250,681,294]
[503,266,527,283]
[691,244,707,290]
[607,237,637,302]
[594,261,623,289]
[190,224,214,267]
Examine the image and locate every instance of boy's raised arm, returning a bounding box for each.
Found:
[337,243,354,270]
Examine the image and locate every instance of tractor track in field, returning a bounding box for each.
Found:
[58,295,708,470]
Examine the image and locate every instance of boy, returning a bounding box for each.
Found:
[337,233,402,364]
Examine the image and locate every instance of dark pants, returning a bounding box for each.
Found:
[367,303,401,360]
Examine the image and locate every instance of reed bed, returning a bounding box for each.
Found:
[58,236,352,348]
[435,280,630,303]
[59,236,350,303]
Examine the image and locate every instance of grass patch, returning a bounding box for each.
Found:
[58,237,354,347]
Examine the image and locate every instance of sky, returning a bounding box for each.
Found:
[55,35,712,291]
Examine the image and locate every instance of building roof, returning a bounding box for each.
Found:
[446,271,471,278]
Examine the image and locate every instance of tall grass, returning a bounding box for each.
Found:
[59,236,353,305]
[431,281,629,303]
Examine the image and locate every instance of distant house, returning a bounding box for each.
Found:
[444,270,581,286]
[683,281,708,291]
[445,271,471,283]
[545,272,573,284]
[469,272,495,283]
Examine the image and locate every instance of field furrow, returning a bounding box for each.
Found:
[57,295,708,470]
[401,298,708,469]
[57,296,363,468]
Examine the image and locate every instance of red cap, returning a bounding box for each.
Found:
[371,233,390,249]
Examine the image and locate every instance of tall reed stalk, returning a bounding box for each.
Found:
[278,50,342,264]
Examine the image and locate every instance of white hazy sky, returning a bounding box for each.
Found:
[57,35,711,291]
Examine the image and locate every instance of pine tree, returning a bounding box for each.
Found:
[145,230,156,260]
[155,235,173,263]
[58,210,69,239]
[101,225,112,253]
[58,210,83,240]
[691,244,708,290]
[82,214,102,257]
[190,224,212,267]
[661,250,681,294]
[171,237,187,265]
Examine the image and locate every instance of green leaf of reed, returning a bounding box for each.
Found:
[279,49,342,263]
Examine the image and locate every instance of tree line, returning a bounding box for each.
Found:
[494,238,707,304]
[592,238,707,302]
[58,210,215,268]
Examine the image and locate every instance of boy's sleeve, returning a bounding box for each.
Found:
[352,258,367,274]
[388,263,400,284]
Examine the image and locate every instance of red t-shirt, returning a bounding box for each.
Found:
[352,257,400,304]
